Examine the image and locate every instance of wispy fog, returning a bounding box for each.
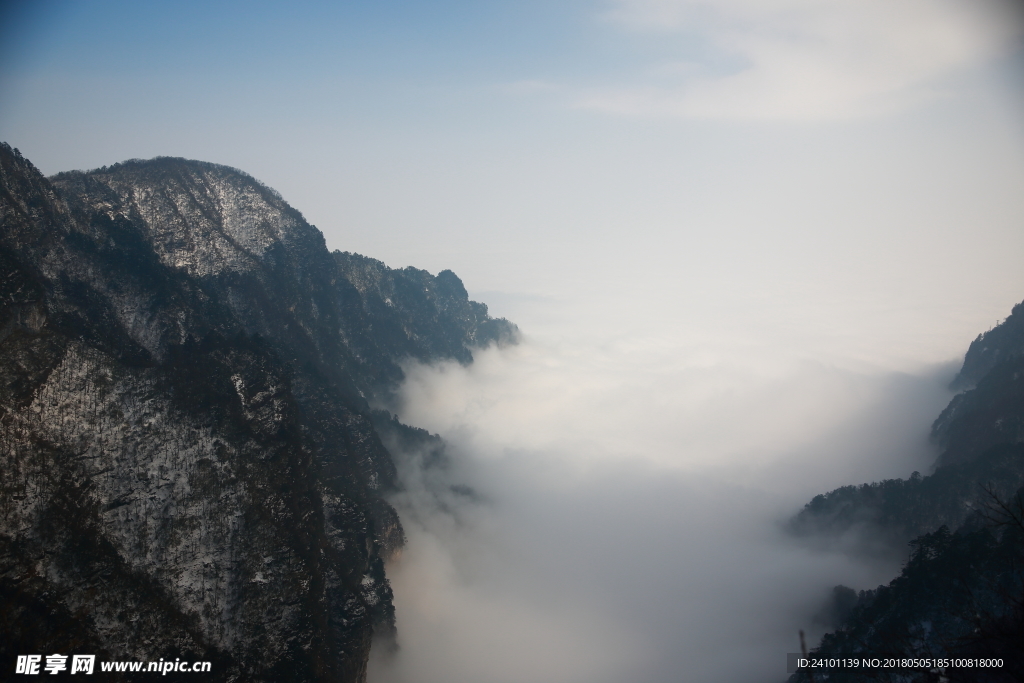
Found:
[368,303,957,683]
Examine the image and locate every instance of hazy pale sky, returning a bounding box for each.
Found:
[3,0,1024,368]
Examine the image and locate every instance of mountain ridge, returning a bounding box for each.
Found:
[0,143,515,682]
[788,299,1024,681]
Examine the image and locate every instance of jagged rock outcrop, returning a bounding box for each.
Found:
[951,302,1024,392]
[0,144,516,682]
[933,303,1024,467]
[789,299,1024,544]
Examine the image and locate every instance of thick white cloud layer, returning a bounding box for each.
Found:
[577,0,1023,119]
[368,324,956,683]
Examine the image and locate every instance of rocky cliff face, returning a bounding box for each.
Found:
[0,144,516,682]
[950,303,1024,392]
[788,302,1024,680]
[933,302,1024,468]
[790,300,1024,545]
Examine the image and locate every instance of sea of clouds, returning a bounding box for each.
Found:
[367,294,957,683]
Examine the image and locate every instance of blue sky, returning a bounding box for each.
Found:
[3,0,1024,367]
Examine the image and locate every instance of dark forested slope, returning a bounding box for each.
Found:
[0,144,515,682]
[789,303,1024,682]
[791,302,1024,545]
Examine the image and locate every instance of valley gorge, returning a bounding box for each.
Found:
[3,139,1022,683]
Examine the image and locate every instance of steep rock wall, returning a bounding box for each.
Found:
[0,144,514,682]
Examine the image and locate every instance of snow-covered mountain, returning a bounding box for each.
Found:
[0,143,515,682]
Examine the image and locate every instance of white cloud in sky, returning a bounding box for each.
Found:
[573,0,1023,119]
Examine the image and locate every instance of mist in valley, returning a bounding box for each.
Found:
[367,296,961,683]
